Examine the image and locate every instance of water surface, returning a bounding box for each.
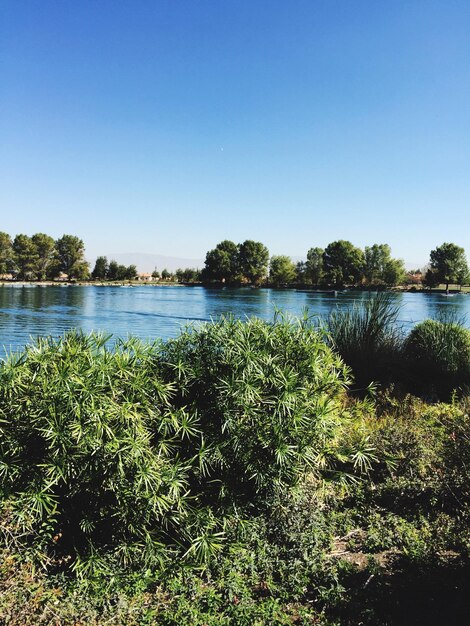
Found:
[0,285,469,355]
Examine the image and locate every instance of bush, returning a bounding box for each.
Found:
[404,319,470,398]
[159,315,352,501]
[0,317,353,575]
[0,332,200,575]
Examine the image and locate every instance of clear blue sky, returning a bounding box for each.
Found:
[1,0,469,267]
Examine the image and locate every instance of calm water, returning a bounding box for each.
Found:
[0,284,469,355]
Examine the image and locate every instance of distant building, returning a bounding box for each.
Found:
[0,273,14,281]
[137,272,159,282]
[405,271,423,285]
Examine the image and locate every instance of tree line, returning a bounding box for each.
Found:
[202,239,469,288]
[91,256,138,281]
[0,232,89,280]
[1,231,468,289]
[0,233,140,282]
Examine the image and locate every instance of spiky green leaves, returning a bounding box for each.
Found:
[161,315,351,500]
[0,318,354,574]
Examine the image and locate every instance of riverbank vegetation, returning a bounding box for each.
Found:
[0,232,90,281]
[202,239,469,290]
[1,310,469,624]
[1,231,468,291]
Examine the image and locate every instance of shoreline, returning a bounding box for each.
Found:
[0,281,468,294]
[0,280,186,287]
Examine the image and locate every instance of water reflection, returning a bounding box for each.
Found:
[0,285,469,354]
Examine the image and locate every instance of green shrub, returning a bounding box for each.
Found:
[159,315,352,501]
[0,332,201,574]
[404,319,470,398]
[326,294,403,391]
[0,317,354,575]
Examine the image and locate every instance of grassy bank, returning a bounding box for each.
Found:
[0,315,469,624]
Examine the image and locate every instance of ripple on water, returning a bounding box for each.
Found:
[0,286,469,354]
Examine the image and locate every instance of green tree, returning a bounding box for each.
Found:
[125,264,137,280]
[323,240,365,287]
[181,268,199,282]
[0,232,13,275]
[305,247,324,285]
[107,260,119,281]
[364,244,405,287]
[429,242,469,291]
[383,257,406,286]
[107,263,133,281]
[423,267,440,289]
[31,233,56,280]
[202,240,239,283]
[13,234,38,280]
[72,261,90,280]
[92,256,108,280]
[238,240,269,285]
[269,255,296,286]
[296,260,308,283]
[55,235,88,279]
[161,268,171,280]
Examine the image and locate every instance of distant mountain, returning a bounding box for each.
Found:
[95,253,205,273]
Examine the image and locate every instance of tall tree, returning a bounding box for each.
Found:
[125,265,137,280]
[423,267,440,289]
[238,240,269,285]
[383,257,406,287]
[0,232,13,275]
[305,247,324,285]
[295,260,307,283]
[107,260,119,281]
[92,256,109,280]
[269,255,296,286]
[323,240,364,287]
[364,244,405,286]
[13,234,38,280]
[31,233,55,280]
[202,240,239,283]
[429,242,469,291]
[55,235,89,279]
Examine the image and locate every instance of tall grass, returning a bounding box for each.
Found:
[326,294,403,391]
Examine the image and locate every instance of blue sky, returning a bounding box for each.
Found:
[1,0,469,267]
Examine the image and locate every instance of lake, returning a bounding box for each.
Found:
[0,284,469,355]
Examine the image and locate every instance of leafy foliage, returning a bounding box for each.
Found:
[0,232,14,275]
[0,317,357,577]
[305,247,324,285]
[429,242,469,289]
[54,234,89,279]
[404,319,470,398]
[202,240,239,283]
[364,244,405,287]
[237,240,269,285]
[323,240,365,287]
[159,315,352,500]
[269,255,296,286]
[0,333,198,573]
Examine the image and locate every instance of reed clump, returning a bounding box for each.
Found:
[326,294,403,392]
